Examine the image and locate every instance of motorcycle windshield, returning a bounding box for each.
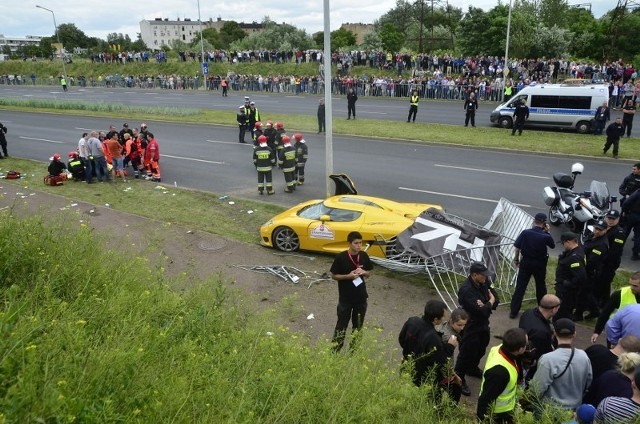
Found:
[589,180,610,210]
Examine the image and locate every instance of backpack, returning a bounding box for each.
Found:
[5,170,20,179]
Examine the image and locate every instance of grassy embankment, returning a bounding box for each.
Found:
[0,195,584,423]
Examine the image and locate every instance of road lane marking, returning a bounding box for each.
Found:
[398,186,532,208]
[360,111,388,115]
[163,154,225,165]
[206,139,253,146]
[19,136,64,144]
[434,164,548,179]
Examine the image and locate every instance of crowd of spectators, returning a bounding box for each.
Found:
[1,51,635,104]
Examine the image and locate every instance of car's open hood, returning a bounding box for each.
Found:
[330,174,358,195]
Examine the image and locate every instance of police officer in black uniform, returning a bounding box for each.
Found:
[574,221,609,321]
[454,262,498,397]
[554,232,588,322]
[511,98,529,136]
[0,122,9,158]
[236,106,247,143]
[619,163,640,207]
[620,163,640,237]
[598,210,627,307]
[509,212,555,318]
[464,92,478,127]
[622,188,640,260]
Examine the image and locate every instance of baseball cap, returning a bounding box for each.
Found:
[576,403,596,423]
[554,318,576,336]
[250,101,255,105]
[238,106,244,110]
[123,123,129,127]
[469,262,490,276]
[607,210,621,219]
[244,96,250,101]
[560,232,578,242]
[593,220,608,230]
[534,212,547,223]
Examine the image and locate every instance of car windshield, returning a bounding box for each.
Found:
[298,201,362,222]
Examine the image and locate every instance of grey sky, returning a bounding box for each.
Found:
[7,0,613,41]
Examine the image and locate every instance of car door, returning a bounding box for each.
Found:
[305,207,364,255]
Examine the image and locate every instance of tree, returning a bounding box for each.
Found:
[314,28,357,50]
[530,25,571,58]
[38,36,54,59]
[457,7,491,55]
[361,31,384,51]
[55,23,91,50]
[538,0,570,28]
[566,7,601,59]
[219,21,247,49]
[509,0,539,58]
[230,20,314,51]
[199,28,221,49]
[379,23,404,53]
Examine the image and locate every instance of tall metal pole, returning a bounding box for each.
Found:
[504,0,513,84]
[323,0,333,197]
[197,0,206,88]
[36,5,67,80]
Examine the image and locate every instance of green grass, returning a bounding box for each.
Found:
[0,211,476,423]
[0,200,588,423]
[0,59,330,80]
[0,158,283,244]
[1,99,638,159]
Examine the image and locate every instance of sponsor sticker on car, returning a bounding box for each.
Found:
[310,224,335,240]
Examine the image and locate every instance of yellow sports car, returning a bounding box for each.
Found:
[259,175,443,257]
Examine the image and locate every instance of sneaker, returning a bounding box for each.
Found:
[267,191,274,195]
[460,383,471,397]
[509,313,518,319]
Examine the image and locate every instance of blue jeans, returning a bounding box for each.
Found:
[93,156,108,181]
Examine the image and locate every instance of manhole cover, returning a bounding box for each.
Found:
[198,239,227,251]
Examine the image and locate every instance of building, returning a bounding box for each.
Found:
[0,34,42,54]
[340,23,374,45]
[139,17,264,50]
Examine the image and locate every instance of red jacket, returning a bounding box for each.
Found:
[144,138,159,162]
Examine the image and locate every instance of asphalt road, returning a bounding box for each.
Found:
[0,85,634,134]
[0,106,637,268]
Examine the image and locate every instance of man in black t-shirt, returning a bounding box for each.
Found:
[330,231,374,352]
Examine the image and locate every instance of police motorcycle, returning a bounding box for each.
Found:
[543,162,616,240]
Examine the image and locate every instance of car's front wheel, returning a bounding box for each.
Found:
[273,226,300,252]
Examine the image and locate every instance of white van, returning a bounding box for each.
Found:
[489,83,609,133]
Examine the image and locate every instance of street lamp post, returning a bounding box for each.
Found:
[197,0,207,89]
[503,0,513,90]
[36,5,67,80]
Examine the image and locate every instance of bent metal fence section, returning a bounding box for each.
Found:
[370,199,534,311]
[425,242,517,312]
